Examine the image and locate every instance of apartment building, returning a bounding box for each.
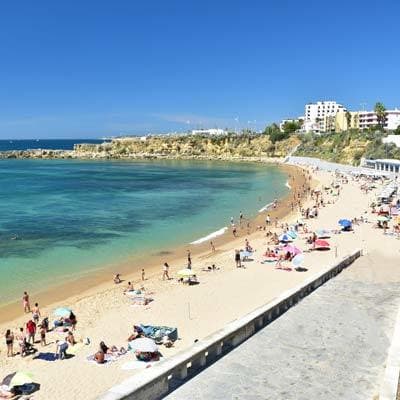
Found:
[336,109,400,131]
[304,101,346,133]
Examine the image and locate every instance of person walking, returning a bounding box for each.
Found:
[187,250,192,269]
[234,250,241,268]
[162,262,170,280]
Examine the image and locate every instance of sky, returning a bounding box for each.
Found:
[0,0,399,139]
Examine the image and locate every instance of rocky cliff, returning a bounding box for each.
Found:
[0,134,300,161]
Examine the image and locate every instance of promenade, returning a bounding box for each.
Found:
[165,249,400,400]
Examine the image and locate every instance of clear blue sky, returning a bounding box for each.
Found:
[0,0,399,139]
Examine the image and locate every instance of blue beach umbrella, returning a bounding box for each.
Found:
[279,233,292,243]
[338,219,352,228]
[53,307,72,318]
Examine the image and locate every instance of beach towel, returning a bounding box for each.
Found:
[86,353,117,365]
[33,352,58,362]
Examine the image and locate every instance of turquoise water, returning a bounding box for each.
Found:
[0,159,288,304]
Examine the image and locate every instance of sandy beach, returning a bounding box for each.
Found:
[1,163,399,400]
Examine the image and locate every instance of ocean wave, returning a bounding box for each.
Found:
[190,227,228,245]
[259,202,274,213]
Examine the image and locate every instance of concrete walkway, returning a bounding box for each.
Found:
[165,251,400,400]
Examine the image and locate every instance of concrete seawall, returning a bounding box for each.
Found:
[98,249,361,400]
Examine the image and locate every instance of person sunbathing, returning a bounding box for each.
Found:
[127,325,144,341]
[124,281,134,293]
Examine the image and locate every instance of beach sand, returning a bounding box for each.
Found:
[1,165,398,399]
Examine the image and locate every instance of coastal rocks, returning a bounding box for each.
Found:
[0,134,301,161]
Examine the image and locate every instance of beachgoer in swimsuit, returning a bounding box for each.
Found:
[235,250,241,268]
[22,291,30,313]
[162,262,170,280]
[32,302,41,324]
[5,329,14,357]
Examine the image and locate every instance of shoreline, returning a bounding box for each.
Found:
[0,163,306,325]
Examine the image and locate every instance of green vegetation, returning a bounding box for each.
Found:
[295,129,400,165]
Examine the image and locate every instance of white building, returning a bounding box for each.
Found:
[304,101,346,133]
[191,128,227,136]
[358,109,400,131]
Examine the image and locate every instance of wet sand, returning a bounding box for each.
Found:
[0,163,306,324]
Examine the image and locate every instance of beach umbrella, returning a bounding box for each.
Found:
[128,338,158,353]
[287,230,297,239]
[2,371,33,387]
[292,254,305,267]
[377,215,390,222]
[338,219,352,228]
[279,233,292,243]
[283,245,302,256]
[240,250,253,259]
[314,239,330,249]
[177,269,196,278]
[53,307,72,318]
[316,229,330,238]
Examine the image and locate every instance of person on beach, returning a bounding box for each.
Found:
[266,214,271,226]
[230,216,234,225]
[55,338,68,360]
[26,319,36,344]
[113,273,121,284]
[125,281,134,292]
[66,331,76,346]
[232,225,237,237]
[16,327,25,356]
[235,250,241,268]
[39,324,46,346]
[32,302,41,324]
[69,311,77,331]
[210,241,215,252]
[187,250,192,269]
[162,262,170,280]
[22,291,30,313]
[141,269,145,281]
[5,329,14,357]
[239,211,243,226]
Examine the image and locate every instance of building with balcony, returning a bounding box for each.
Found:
[304,101,346,133]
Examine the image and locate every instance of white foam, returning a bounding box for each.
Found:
[190,227,228,245]
[285,180,292,189]
[259,202,274,213]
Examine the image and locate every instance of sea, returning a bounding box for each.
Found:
[0,140,289,305]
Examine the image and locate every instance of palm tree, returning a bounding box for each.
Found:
[345,111,352,129]
[374,102,387,130]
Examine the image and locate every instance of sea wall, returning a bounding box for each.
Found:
[98,249,362,400]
